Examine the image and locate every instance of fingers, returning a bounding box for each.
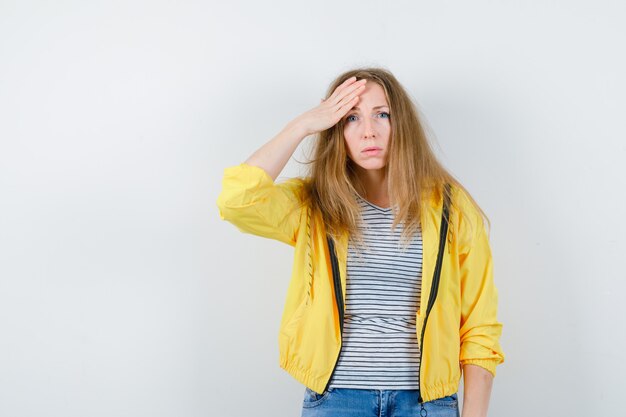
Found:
[327,83,366,114]
[334,83,365,114]
[337,95,359,116]
[328,77,367,104]
[331,76,357,101]
[334,79,366,103]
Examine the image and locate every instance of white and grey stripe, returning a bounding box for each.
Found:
[327,193,423,390]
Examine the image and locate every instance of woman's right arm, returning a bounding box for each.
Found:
[244,76,368,181]
[243,121,310,182]
[217,77,367,245]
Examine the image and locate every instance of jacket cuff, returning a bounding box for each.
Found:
[460,358,499,377]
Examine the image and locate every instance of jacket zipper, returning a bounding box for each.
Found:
[417,184,451,409]
[322,184,450,399]
[322,235,344,394]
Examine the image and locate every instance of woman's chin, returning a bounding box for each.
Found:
[355,161,387,171]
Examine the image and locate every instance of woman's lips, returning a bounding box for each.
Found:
[362,148,382,156]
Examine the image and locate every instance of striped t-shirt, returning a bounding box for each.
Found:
[327,193,423,390]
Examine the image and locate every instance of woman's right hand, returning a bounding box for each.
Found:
[292,76,368,137]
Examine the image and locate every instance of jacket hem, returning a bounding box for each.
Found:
[279,357,329,394]
[280,356,462,402]
[421,377,462,402]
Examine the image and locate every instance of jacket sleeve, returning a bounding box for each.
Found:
[216,163,306,247]
[457,192,505,377]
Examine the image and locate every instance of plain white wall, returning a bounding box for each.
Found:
[1,1,624,416]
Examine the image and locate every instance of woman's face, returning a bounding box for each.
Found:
[343,81,391,172]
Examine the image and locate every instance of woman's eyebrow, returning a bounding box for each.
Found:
[351,105,390,111]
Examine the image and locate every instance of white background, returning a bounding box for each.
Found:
[1,1,624,416]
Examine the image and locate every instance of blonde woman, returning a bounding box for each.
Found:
[217,67,505,417]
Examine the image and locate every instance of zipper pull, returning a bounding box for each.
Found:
[419,398,427,416]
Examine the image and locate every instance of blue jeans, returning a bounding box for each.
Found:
[301,387,460,417]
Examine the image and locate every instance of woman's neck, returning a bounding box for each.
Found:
[355,167,390,209]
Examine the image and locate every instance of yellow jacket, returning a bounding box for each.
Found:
[216,163,505,402]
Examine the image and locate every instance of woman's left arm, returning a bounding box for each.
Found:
[455,189,505,416]
[461,363,493,417]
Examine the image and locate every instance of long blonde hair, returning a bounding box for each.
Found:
[300,66,490,249]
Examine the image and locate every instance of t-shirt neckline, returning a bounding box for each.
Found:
[355,193,394,212]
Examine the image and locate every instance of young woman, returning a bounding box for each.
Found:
[217,67,505,417]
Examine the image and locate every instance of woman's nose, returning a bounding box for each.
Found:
[362,117,376,138]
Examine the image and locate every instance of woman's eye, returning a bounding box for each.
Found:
[346,112,389,122]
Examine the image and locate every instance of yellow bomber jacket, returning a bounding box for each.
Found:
[216,163,505,402]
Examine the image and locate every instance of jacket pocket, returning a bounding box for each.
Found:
[281,299,308,335]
